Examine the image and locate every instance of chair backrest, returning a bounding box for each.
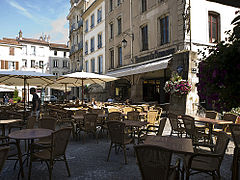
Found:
[214,132,230,159]
[223,113,238,123]
[107,121,125,144]
[168,113,180,131]
[127,111,140,121]
[83,113,98,131]
[134,144,172,180]
[108,112,122,121]
[75,109,87,116]
[157,118,167,136]
[39,116,57,130]
[205,110,218,119]
[229,124,240,149]
[122,106,134,115]
[51,127,72,157]
[91,108,104,115]
[147,110,159,125]
[26,116,37,129]
[0,146,10,173]
[181,115,195,138]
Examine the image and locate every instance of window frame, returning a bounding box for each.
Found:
[118,46,122,67]
[160,15,170,45]
[98,55,103,74]
[141,25,148,51]
[117,17,122,35]
[208,12,220,43]
[110,49,114,69]
[91,14,95,29]
[90,37,95,52]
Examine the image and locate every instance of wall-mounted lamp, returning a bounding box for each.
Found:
[122,39,127,48]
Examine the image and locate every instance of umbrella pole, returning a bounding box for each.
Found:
[65,84,67,101]
[82,79,84,105]
[23,78,26,122]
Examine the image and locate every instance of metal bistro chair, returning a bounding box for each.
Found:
[134,144,180,180]
[127,111,140,121]
[229,124,240,180]
[29,127,72,180]
[107,121,133,164]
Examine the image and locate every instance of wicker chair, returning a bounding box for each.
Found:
[127,111,140,121]
[0,146,10,173]
[184,131,230,179]
[134,144,180,180]
[107,121,133,164]
[229,124,240,180]
[182,115,210,145]
[29,127,72,180]
[168,113,185,137]
[146,110,159,125]
[36,116,57,145]
[138,118,167,144]
[80,113,99,143]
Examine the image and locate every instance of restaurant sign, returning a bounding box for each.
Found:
[135,48,175,63]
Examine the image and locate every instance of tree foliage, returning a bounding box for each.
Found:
[197,12,240,112]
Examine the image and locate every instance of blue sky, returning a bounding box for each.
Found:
[0,0,70,44]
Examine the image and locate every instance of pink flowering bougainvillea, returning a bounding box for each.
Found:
[164,73,192,96]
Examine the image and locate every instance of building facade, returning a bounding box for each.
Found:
[0,31,70,100]
[105,0,238,105]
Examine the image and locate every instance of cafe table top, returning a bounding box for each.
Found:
[64,107,80,111]
[8,128,53,140]
[193,116,233,125]
[0,119,22,124]
[144,136,194,154]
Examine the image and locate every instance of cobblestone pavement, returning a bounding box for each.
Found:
[0,119,235,180]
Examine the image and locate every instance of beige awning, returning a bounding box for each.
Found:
[106,56,171,78]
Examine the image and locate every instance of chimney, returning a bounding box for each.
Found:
[19,30,22,40]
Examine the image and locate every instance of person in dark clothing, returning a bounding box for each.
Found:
[30,88,40,118]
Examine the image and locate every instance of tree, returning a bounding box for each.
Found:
[197,11,240,112]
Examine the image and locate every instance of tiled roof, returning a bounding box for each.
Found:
[0,39,20,45]
[49,43,69,49]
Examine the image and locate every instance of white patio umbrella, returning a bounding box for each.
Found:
[55,71,118,104]
[0,70,56,119]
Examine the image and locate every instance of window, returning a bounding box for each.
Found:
[110,23,114,39]
[31,46,36,55]
[85,20,89,32]
[91,58,95,73]
[117,17,122,35]
[90,37,95,52]
[63,60,68,68]
[53,60,58,68]
[31,60,35,68]
[110,49,114,69]
[64,52,66,57]
[160,16,169,45]
[85,61,89,72]
[85,41,88,55]
[22,59,27,67]
[39,61,43,68]
[97,8,102,23]
[54,50,57,56]
[98,55,103,74]
[98,33,102,49]
[209,12,220,43]
[142,0,147,12]
[118,46,122,67]
[109,0,113,12]
[117,0,121,6]
[39,47,44,56]
[9,61,15,70]
[9,47,14,56]
[141,25,148,51]
[91,14,95,29]
[22,45,27,55]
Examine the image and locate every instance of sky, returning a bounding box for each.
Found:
[0,0,70,44]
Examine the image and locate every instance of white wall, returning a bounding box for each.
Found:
[83,1,106,74]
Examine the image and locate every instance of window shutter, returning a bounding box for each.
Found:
[16,62,19,70]
[5,61,8,69]
[1,60,4,69]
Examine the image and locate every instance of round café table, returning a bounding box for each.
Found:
[8,128,53,179]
